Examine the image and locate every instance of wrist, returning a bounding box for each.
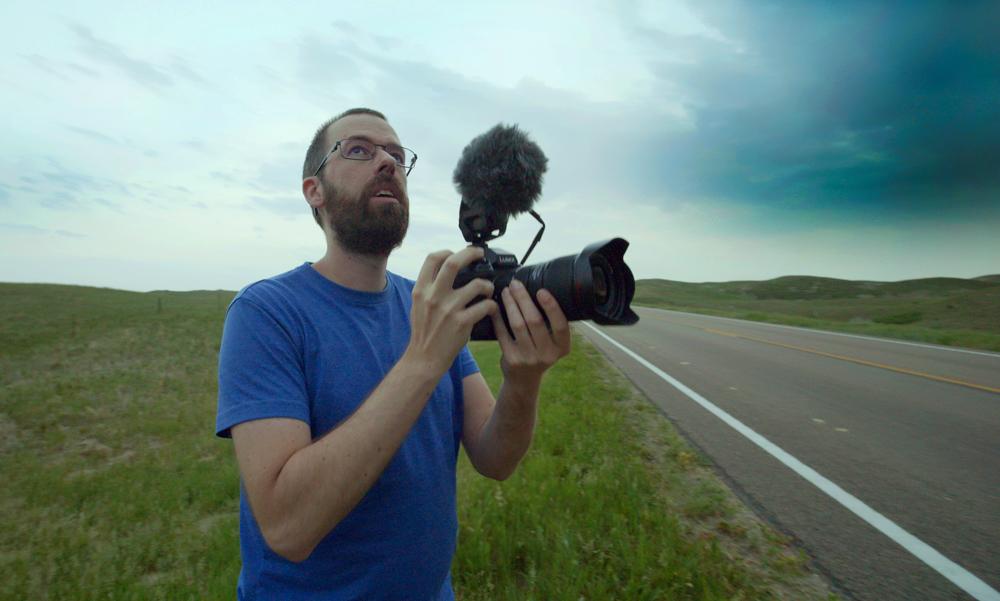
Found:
[501,372,542,402]
[399,347,449,384]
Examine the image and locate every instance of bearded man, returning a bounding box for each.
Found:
[215,108,571,600]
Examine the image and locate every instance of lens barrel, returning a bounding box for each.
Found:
[470,237,639,340]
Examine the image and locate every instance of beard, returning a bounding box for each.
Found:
[321,174,409,256]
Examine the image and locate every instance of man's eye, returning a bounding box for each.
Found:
[389,150,406,163]
[345,142,371,157]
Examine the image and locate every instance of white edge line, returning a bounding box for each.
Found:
[639,306,1000,359]
[582,321,1000,601]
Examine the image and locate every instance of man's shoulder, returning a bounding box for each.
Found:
[231,263,313,311]
[387,270,416,292]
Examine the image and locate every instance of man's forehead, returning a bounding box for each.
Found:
[328,114,400,145]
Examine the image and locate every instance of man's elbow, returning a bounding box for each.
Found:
[476,460,518,482]
[261,522,315,564]
[273,543,312,564]
[486,469,514,482]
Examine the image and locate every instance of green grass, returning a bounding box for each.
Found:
[1,284,239,600]
[454,341,834,601]
[0,283,834,600]
[635,275,1000,351]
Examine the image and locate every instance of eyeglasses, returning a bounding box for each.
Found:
[313,138,418,177]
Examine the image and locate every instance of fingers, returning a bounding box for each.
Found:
[502,280,548,345]
[490,306,520,361]
[407,247,493,375]
[459,297,498,328]
[453,277,495,311]
[500,287,528,345]
[491,305,515,347]
[415,250,453,290]
[537,288,571,354]
[430,246,485,296]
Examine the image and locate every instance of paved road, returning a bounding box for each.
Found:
[579,307,1000,601]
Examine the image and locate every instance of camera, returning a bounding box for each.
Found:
[450,123,639,340]
[454,236,639,340]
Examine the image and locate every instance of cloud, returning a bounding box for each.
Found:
[622,1,1000,223]
[3,158,130,211]
[210,170,238,183]
[69,23,173,91]
[168,55,210,87]
[21,54,72,82]
[0,222,85,238]
[181,139,209,152]
[291,33,691,216]
[65,125,120,145]
[67,62,101,78]
[0,223,48,235]
[255,155,303,192]
[250,195,306,216]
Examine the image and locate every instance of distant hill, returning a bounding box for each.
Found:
[636,275,997,302]
[633,275,1000,338]
[0,283,235,355]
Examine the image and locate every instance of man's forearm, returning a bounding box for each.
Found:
[472,377,541,480]
[260,353,442,561]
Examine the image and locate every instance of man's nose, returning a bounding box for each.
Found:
[374,148,397,175]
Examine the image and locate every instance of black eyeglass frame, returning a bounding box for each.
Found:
[313,138,418,177]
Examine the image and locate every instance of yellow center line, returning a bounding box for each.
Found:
[703,328,1000,395]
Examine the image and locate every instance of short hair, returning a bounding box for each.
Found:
[303,108,388,227]
[302,107,388,180]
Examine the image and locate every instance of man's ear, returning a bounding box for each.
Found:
[303,176,324,212]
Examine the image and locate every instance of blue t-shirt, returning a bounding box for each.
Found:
[216,263,479,601]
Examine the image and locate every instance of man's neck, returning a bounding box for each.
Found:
[312,241,389,293]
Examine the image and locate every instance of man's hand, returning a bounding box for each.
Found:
[405,246,498,376]
[458,280,571,480]
[491,279,571,391]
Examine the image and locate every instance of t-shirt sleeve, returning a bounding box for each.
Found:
[457,344,480,378]
[215,296,310,438]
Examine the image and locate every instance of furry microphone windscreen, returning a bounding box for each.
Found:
[452,124,548,218]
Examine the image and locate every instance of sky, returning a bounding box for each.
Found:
[1,1,998,292]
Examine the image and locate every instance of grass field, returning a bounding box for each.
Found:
[634,275,1000,351]
[1,283,834,600]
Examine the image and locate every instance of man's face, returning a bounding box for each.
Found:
[317,114,410,256]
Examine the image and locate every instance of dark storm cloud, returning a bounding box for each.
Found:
[628,2,1000,221]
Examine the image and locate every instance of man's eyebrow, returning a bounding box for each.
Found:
[344,134,402,147]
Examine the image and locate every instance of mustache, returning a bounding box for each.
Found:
[363,174,405,202]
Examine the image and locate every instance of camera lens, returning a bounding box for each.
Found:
[592,264,609,306]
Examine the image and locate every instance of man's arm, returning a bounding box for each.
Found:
[231,248,496,563]
[462,280,571,480]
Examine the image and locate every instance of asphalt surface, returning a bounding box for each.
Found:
[578,307,1000,601]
